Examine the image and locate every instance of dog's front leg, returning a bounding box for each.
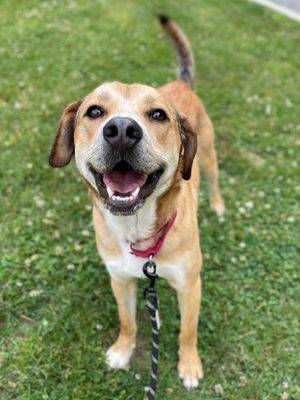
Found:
[177,275,203,390]
[106,277,137,370]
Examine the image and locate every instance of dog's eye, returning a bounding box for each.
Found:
[86,105,104,119]
[149,108,168,122]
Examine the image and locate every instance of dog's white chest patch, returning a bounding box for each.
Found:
[106,251,147,280]
[106,250,186,290]
[101,200,186,289]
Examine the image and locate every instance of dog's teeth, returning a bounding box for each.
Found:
[107,186,114,198]
[111,194,136,203]
[132,187,140,200]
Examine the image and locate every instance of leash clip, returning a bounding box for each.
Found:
[143,254,158,300]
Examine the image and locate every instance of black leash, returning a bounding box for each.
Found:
[143,256,160,400]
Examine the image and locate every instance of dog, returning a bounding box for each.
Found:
[49,15,225,390]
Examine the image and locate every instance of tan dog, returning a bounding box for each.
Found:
[49,15,225,390]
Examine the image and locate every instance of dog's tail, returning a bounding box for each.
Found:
[158,14,195,87]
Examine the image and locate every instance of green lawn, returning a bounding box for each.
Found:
[0,0,299,399]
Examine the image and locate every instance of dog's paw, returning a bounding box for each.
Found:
[106,344,134,370]
[210,195,226,217]
[178,353,203,390]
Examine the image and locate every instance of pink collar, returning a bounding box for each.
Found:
[130,211,177,259]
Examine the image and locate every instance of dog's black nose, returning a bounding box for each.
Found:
[103,117,143,151]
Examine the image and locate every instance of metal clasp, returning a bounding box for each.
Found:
[143,255,158,300]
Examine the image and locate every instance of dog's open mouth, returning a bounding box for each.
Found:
[91,161,164,214]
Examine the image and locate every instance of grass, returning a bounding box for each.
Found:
[0,0,299,399]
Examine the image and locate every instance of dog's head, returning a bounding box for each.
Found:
[49,82,197,215]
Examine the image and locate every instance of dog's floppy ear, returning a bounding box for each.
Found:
[49,100,82,168]
[178,114,197,180]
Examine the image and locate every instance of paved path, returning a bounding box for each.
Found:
[251,0,300,22]
[272,0,300,13]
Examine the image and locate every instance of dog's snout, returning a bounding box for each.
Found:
[103,117,143,151]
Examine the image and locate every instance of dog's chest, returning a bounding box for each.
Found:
[106,247,186,290]
[101,203,186,288]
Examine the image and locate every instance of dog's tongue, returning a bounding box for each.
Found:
[103,170,147,193]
